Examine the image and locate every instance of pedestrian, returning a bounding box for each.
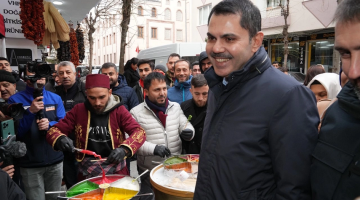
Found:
[167,59,193,104]
[180,74,208,154]
[199,51,212,73]
[190,61,201,77]
[194,0,319,199]
[311,0,360,199]
[124,58,140,88]
[133,59,154,103]
[0,57,26,92]
[165,53,180,87]
[303,64,326,86]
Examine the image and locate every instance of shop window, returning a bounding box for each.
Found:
[199,4,212,25]
[152,8,157,17]
[308,40,334,72]
[267,0,286,8]
[271,42,301,72]
[176,10,183,21]
[165,9,171,20]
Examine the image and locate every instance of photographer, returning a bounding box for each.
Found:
[8,69,65,200]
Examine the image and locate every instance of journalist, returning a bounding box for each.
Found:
[8,69,65,200]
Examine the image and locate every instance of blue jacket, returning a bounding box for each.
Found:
[8,86,65,168]
[167,76,193,104]
[112,74,139,111]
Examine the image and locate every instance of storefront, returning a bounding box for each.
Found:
[266,32,338,73]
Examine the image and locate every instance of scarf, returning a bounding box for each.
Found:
[145,96,168,127]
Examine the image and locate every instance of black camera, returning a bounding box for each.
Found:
[19,59,55,82]
[0,102,24,121]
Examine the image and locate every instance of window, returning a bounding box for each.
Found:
[199,4,212,25]
[110,54,112,62]
[151,8,157,17]
[166,0,170,5]
[94,59,96,65]
[165,28,171,40]
[138,6,143,15]
[103,37,105,47]
[107,54,109,62]
[176,10,183,21]
[165,8,171,20]
[138,26,144,38]
[114,53,116,63]
[267,0,286,7]
[177,1,181,6]
[113,33,116,43]
[98,56,100,64]
[176,29,183,41]
[106,36,108,46]
[97,39,100,49]
[151,28,157,39]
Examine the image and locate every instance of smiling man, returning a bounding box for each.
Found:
[311,0,360,199]
[193,0,319,199]
[167,59,193,104]
[133,59,154,103]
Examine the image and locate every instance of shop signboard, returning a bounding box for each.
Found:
[307,33,335,40]
[0,0,24,38]
[6,48,32,66]
[298,37,306,70]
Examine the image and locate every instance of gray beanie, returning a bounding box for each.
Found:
[0,70,16,83]
[155,64,167,73]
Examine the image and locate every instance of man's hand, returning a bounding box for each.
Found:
[29,96,44,114]
[37,118,49,130]
[0,111,12,122]
[180,129,193,141]
[55,136,74,152]
[154,145,171,158]
[106,148,126,164]
[0,162,14,179]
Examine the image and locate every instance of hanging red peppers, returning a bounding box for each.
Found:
[19,0,45,45]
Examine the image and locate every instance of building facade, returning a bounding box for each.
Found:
[91,0,189,66]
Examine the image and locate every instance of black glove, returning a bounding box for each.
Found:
[106,147,127,164]
[154,145,171,158]
[180,128,193,141]
[55,136,74,152]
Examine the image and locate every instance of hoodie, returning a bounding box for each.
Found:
[167,76,193,104]
[111,74,139,111]
[199,51,209,74]
[307,73,342,100]
[84,94,123,158]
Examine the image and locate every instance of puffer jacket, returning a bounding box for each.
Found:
[112,74,139,110]
[130,100,194,172]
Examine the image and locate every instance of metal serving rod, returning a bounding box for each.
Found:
[134,169,149,181]
[133,193,153,197]
[45,191,67,194]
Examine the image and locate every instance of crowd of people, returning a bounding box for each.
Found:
[0,0,360,199]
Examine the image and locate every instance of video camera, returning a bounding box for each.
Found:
[18,59,55,82]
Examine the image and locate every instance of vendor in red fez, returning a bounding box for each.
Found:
[46,74,146,178]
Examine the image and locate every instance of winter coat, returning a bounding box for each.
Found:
[311,82,360,200]
[55,79,86,111]
[194,47,319,200]
[0,169,26,200]
[112,74,139,111]
[133,82,144,103]
[167,77,193,104]
[46,94,146,162]
[11,72,26,92]
[8,86,65,168]
[306,73,342,99]
[130,100,194,172]
[180,99,206,154]
[124,68,140,88]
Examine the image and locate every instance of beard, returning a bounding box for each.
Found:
[92,101,108,114]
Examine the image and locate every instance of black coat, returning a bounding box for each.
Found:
[311,82,360,200]
[180,99,206,154]
[194,47,319,200]
[133,82,144,103]
[124,68,140,88]
[55,79,86,112]
[0,169,26,200]
[11,72,26,92]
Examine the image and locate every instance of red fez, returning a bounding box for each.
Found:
[86,74,110,89]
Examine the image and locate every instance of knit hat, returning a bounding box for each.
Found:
[199,51,208,73]
[0,70,16,83]
[155,64,167,74]
[86,74,110,89]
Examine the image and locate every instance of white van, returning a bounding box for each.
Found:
[137,43,206,69]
